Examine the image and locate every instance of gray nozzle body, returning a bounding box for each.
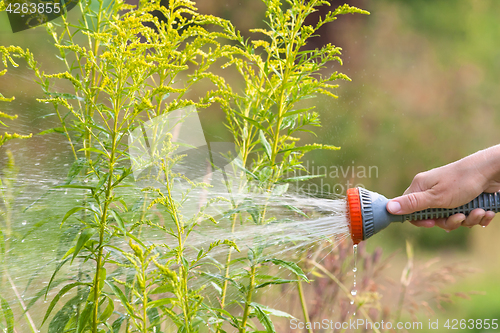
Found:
[359,188,500,240]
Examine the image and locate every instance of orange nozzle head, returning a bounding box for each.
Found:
[346,187,363,244]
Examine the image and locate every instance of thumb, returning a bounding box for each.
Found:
[387,191,433,215]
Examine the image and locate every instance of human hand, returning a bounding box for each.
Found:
[386,145,500,231]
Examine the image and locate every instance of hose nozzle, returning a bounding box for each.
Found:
[346,187,500,243]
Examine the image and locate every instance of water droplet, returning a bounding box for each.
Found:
[352,244,358,302]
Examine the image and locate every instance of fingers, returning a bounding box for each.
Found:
[410,220,435,228]
[387,191,435,215]
[480,210,495,227]
[435,214,465,231]
[411,210,496,231]
[461,209,485,227]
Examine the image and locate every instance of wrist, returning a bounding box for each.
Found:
[474,145,500,186]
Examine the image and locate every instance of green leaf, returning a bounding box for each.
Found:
[251,302,295,319]
[48,289,89,333]
[208,307,240,329]
[283,107,315,117]
[99,296,114,322]
[147,307,161,330]
[78,147,110,157]
[259,130,272,160]
[255,278,297,289]
[233,110,266,131]
[76,301,94,333]
[96,173,109,191]
[210,281,222,295]
[105,281,137,318]
[261,259,309,282]
[0,295,14,333]
[42,282,90,325]
[112,316,126,333]
[61,206,85,226]
[150,284,175,294]
[283,204,308,218]
[146,298,174,309]
[72,229,96,264]
[110,209,126,233]
[253,303,276,333]
[38,127,66,135]
[258,166,272,183]
[61,205,100,226]
[233,158,258,180]
[44,258,71,300]
[48,301,74,333]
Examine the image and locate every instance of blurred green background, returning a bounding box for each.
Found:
[2,0,500,331]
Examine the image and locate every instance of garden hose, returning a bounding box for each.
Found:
[346,187,500,244]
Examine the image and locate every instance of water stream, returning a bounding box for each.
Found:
[0,106,355,331]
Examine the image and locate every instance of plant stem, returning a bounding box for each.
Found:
[142,262,148,333]
[164,163,193,332]
[92,225,105,333]
[220,213,237,308]
[296,278,313,333]
[182,267,191,333]
[92,73,120,332]
[395,284,407,325]
[240,265,256,332]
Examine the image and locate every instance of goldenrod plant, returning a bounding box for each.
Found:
[17,0,243,332]
[215,1,368,331]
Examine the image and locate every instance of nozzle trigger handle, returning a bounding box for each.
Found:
[402,192,500,221]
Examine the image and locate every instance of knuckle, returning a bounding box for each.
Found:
[413,172,425,182]
[406,192,424,211]
[446,218,462,230]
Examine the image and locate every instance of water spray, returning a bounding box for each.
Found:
[346,187,500,244]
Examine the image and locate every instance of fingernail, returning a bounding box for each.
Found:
[387,201,401,214]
